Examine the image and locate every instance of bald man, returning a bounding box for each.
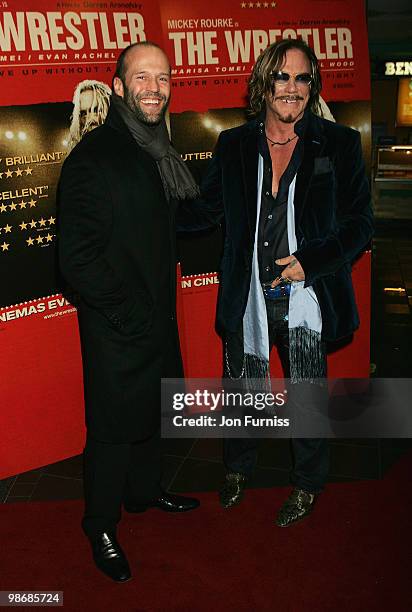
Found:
[58,42,200,582]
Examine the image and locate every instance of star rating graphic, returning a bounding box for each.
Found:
[17,218,56,232]
[25,233,56,247]
[9,202,17,211]
[3,224,12,233]
[1,241,9,252]
[0,166,34,179]
[28,199,37,208]
[0,204,7,213]
[241,1,275,6]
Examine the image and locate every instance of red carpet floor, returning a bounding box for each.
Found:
[1,453,411,612]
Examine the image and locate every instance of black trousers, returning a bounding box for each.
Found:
[223,296,329,494]
[82,430,163,538]
[81,318,182,538]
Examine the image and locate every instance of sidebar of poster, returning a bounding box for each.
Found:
[0,1,164,478]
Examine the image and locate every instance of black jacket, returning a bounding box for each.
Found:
[58,104,182,443]
[178,112,373,342]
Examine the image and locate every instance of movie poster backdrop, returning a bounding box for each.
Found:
[0,0,371,478]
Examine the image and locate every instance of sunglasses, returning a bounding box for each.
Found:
[270,72,313,86]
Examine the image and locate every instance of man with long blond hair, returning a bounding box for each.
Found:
[68,80,111,150]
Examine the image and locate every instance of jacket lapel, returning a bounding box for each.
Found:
[294,114,326,226]
[240,123,259,240]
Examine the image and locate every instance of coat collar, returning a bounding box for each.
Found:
[294,112,327,224]
[104,101,137,147]
[240,119,260,238]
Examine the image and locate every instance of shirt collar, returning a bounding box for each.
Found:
[257,107,310,138]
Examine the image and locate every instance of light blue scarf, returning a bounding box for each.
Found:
[241,154,326,383]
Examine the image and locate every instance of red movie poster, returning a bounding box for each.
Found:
[0,0,372,479]
[160,0,370,112]
[0,0,163,105]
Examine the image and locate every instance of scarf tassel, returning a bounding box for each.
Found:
[289,326,326,384]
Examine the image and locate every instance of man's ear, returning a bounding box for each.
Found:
[113,77,124,97]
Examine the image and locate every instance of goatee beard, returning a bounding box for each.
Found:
[278,114,295,123]
[124,90,169,126]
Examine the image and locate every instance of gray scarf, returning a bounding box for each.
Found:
[111,93,199,201]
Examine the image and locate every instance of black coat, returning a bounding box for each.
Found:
[178,112,373,342]
[58,105,182,443]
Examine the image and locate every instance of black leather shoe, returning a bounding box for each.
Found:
[219,472,247,508]
[276,488,316,527]
[89,532,131,582]
[124,492,200,513]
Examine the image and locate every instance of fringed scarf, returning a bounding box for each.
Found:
[227,154,326,384]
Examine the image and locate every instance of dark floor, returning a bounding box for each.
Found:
[1,219,412,504]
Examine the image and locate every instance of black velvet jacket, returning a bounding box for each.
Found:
[178,111,373,342]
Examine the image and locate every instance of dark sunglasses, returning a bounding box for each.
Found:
[271,71,313,86]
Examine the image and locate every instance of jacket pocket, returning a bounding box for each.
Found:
[120,289,153,338]
[310,170,335,188]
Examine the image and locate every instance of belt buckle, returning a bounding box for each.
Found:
[262,282,291,300]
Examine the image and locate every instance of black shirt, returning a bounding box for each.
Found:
[257,111,308,283]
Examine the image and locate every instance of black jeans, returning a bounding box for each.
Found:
[223,296,329,494]
[82,430,163,538]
